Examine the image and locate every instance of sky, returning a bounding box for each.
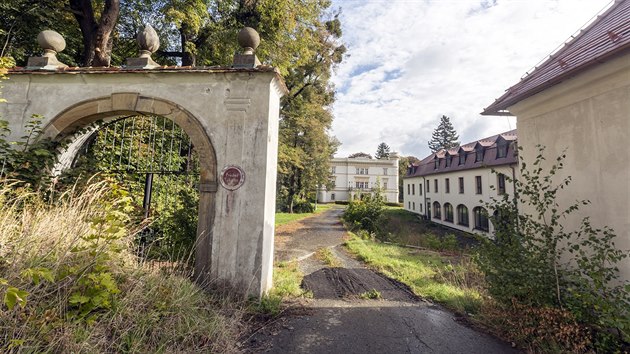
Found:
[329,0,612,159]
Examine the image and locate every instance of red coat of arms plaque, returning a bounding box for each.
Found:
[220,165,246,190]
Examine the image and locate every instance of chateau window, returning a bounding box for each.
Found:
[445,178,450,193]
[384,182,388,189]
[433,202,441,219]
[473,207,489,231]
[497,173,506,194]
[355,167,368,175]
[459,153,466,165]
[331,166,336,174]
[475,176,482,194]
[427,182,430,193]
[434,159,438,169]
[457,205,469,226]
[419,184,422,196]
[420,204,423,213]
[434,179,438,193]
[475,148,484,162]
[458,177,464,194]
[412,202,416,210]
[497,143,508,158]
[407,184,410,195]
[444,203,453,222]
[445,155,452,167]
[331,193,335,201]
[383,168,387,175]
[412,184,415,195]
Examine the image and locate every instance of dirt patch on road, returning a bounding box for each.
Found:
[301,267,419,302]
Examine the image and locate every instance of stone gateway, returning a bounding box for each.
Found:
[1,28,287,298]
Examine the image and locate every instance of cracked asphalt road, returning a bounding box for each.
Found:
[248,207,518,354]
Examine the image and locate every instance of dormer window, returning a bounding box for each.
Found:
[445,155,452,167]
[475,147,485,162]
[434,159,439,169]
[496,137,508,158]
[459,152,466,165]
[497,143,508,158]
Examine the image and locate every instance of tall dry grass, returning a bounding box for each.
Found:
[0,180,242,353]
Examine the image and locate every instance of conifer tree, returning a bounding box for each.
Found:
[375,142,391,159]
[428,115,459,153]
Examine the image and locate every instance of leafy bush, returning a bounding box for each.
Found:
[292,198,315,213]
[476,146,630,350]
[343,189,385,234]
[384,202,403,207]
[334,200,349,205]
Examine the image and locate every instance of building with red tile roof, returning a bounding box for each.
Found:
[403,130,517,235]
[481,0,630,281]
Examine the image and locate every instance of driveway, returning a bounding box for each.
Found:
[247,207,517,354]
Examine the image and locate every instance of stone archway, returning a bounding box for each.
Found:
[47,93,218,284]
[1,67,286,298]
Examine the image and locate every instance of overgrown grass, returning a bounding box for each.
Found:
[345,235,484,314]
[0,180,242,353]
[253,260,310,316]
[275,203,335,226]
[378,207,475,250]
[315,247,342,267]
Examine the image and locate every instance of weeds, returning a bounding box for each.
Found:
[0,180,241,352]
[315,247,342,267]
[359,289,382,300]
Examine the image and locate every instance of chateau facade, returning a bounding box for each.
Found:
[319,155,400,203]
[403,130,517,235]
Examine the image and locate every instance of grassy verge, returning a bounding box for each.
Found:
[345,234,484,314]
[0,181,242,353]
[253,260,311,316]
[275,203,335,227]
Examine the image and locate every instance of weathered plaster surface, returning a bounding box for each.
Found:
[510,54,630,282]
[0,70,284,297]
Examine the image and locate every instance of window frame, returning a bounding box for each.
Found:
[475,176,482,195]
[457,204,469,226]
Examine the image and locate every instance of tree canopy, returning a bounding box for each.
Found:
[428,115,459,153]
[348,152,372,159]
[0,0,345,213]
[375,142,391,159]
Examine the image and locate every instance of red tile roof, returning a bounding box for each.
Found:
[482,0,630,115]
[405,129,517,178]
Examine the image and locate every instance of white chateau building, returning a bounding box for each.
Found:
[404,130,517,235]
[318,154,400,203]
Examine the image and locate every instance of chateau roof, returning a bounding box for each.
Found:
[482,0,630,115]
[405,129,517,178]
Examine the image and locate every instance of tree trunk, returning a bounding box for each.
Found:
[180,24,196,67]
[69,0,120,67]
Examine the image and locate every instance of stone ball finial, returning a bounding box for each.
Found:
[238,27,260,54]
[137,25,160,54]
[37,30,66,53]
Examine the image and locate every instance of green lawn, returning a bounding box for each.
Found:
[274,203,335,227]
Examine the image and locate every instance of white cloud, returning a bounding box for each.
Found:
[330,0,612,158]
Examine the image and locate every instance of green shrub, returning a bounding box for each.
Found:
[476,146,630,351]
[343,190,385,234]
[334,200,349,205]
[292,198,315,213]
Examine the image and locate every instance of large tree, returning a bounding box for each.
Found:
[69,0,121,67]
[428,115,459,153]
[375,142,391,159]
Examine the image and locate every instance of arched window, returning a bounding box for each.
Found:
[443,203,453,222]
[433,201,441,219]
[473,206,489,231]
[457,205,469,226]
